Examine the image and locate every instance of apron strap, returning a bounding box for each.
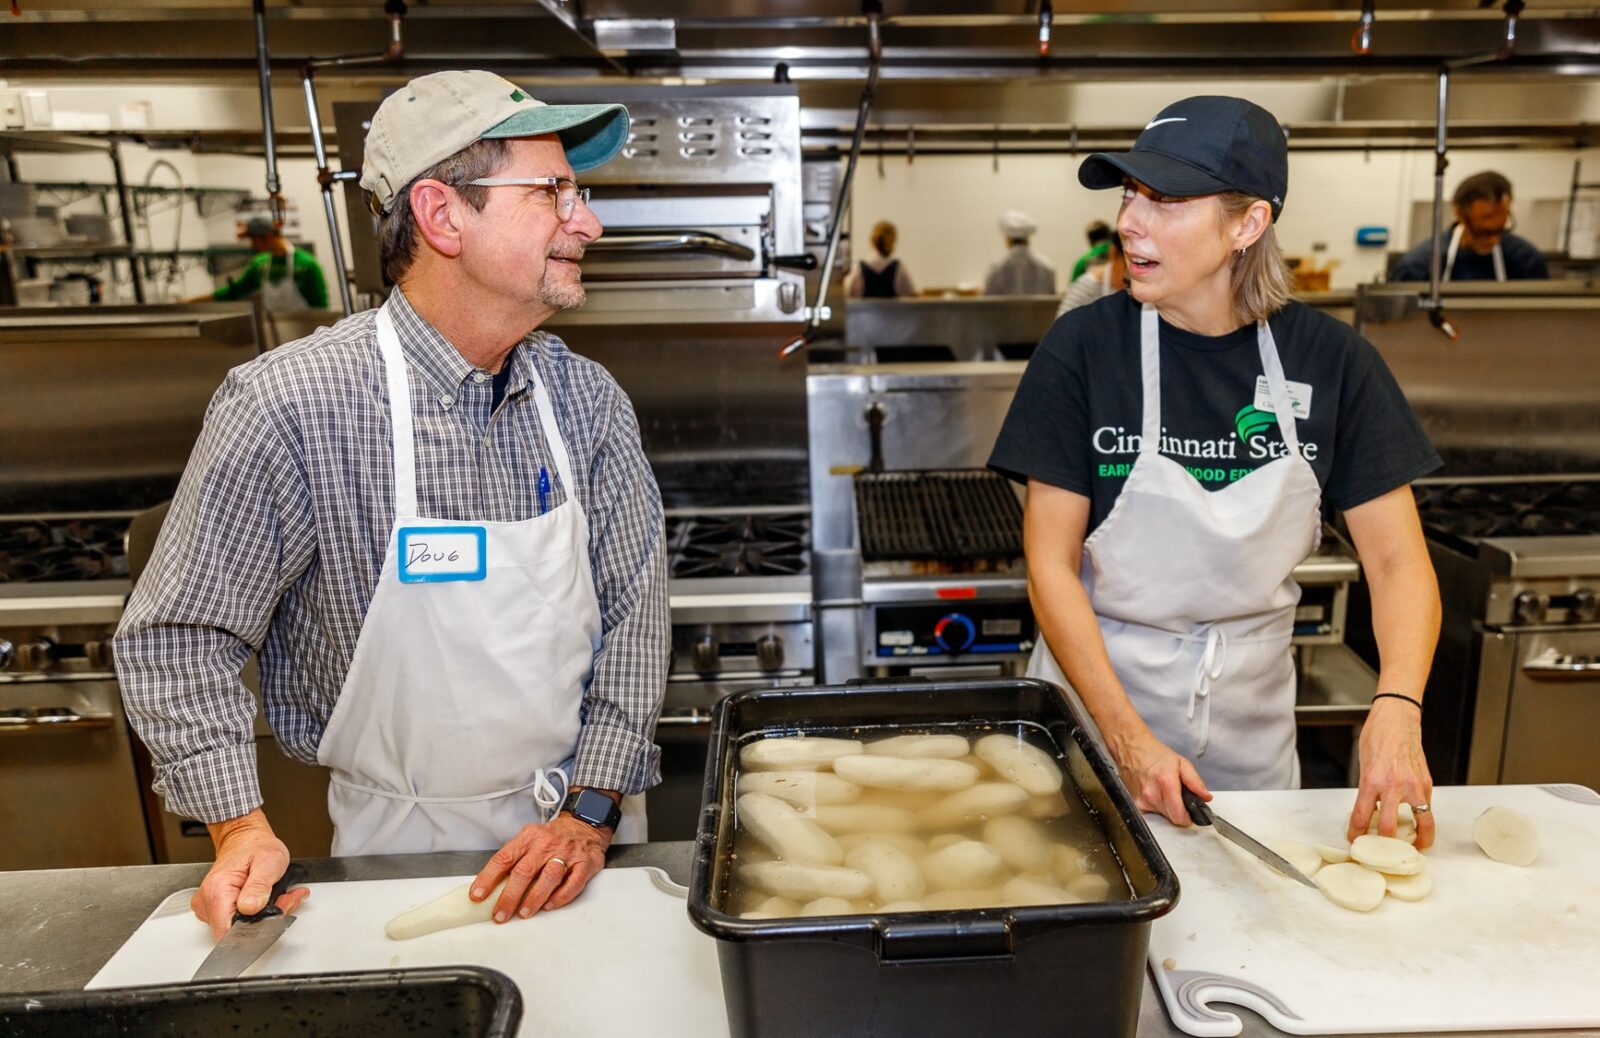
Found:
[1255,319,1303,457]
[330,764,569,812]
[1188,625,1228,759]
[525,356,579,500]
[1139,305,1162,450]
[374,300,419,519]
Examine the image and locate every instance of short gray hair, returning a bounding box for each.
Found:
[372,137,510,285]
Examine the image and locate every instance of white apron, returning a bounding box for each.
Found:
[259,249,312,313]
[1443,224,1506,283]
[1027,305,1322,790]
[316,299,646,855]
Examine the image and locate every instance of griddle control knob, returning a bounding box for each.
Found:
[86,639,115,671]
[1571,588,1599,623]
[933,613,977,654]
[1513,591,1550,625]
[0,639,12,670]
[691,635,720,674]
[756,634,784,672]
[15,638,57,671]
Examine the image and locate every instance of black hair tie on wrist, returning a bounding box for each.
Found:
[1371,692,1423,710]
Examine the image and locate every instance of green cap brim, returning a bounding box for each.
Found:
[482,103,630,172]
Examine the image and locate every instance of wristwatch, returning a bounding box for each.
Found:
[561,788,622,832]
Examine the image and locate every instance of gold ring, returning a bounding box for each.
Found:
[1412,804,1431,814]
[547,856,569,870]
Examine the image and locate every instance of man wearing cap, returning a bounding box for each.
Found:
[186,216,328,312]
[117,70,666,937]
[983,209,1057,295]
[990,96,1442,850]
[1390,170,1548,282]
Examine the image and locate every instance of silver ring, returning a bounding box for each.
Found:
[1412,803,1431,814]
[547,856,569,870]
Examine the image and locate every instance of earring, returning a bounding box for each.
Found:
[1235,247,1247,257]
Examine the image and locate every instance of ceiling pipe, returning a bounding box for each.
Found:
[252,0,283,225]
[781,0,882,359]
[1422,66,1458,341]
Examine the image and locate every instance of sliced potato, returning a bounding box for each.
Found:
[1350,834,1424,876]
[1270,840,1324,878]
[973,734,1064,795]
[833,754,980,793]
[1315,844,1351,865]
[740,736,864,772]
[1384,870,1433,902]
[1314,862,1387,913]
[1473,806,1539,866]
[865,734,970,759]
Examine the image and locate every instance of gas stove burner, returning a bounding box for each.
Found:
[1415,479,1600,543]
[0,517,132,583]
[666,511,810,579]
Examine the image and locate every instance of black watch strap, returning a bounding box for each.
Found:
[561,788,622,831]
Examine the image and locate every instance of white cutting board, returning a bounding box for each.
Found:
[90,866,730,1038]
[1148,784,1600,1036]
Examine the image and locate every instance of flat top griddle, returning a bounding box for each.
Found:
[853,469,1023,564]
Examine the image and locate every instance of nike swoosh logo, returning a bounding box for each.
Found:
[1144,117,1187,129]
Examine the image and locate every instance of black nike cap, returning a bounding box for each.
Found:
[1078,95,1289,221]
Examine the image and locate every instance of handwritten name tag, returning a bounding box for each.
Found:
[397,526,487,584]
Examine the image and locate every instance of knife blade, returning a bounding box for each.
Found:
[1181,789,1318,889]
[191,862,309,981]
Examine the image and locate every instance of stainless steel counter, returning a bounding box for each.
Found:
[1,843,1591,1038]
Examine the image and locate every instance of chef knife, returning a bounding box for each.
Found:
[191,862,309,981]
[1181,789,1318,889]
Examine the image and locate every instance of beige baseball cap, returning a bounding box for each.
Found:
[360,70,629,215]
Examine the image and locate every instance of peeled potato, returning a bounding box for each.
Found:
[1065,872,1114,902]
[927,833,964,852]
[922,840,1006,891]
[1026,792,1072,819]
[740,861,874,901]
[386,880,506,940]
[878,900,929,913]
[1001,873,1083,907]
[1315,862,1387,913]
[973,734,1064,795]
[1315,844,1351,864]
[1350,834,1424,876]
[918,781,1031,829]
[1051,844,1090,885]
[807,803,918,835]
[834,754,980,793]
[1367,802,1418,843]
[1384,869,1433,902]
[739,770,863,808]
[1270,841,1324,878]
[924,888,1004,911]
[984,815,1052,873]
[737,793,844,865]
[837,832,925,857]
[1473,806,1539,866]
[865,734,970,759]
[853,787,943,813]
[754,896,800,915]
[845,840,926,903]
[800,896,860,916]
[740,736,864,771]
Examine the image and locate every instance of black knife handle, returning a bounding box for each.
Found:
[1181,788,1214,827]
[233,862,308,924]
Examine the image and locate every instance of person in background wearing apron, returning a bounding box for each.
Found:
[989,96,1444,849]
[848,220,918,299]
[1056,233,1127,317]
[116,71,666,940]
[186,216,330,312]
[983,209,1058,295]
[1390,170,1549,282]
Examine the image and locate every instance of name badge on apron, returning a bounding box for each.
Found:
[398,526,487,583]
[1253,375,1313,419]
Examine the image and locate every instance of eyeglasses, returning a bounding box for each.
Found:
[465,176,591,222]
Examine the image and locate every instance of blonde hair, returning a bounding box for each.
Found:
[1218,192,1294,325]
[869,220,897,258]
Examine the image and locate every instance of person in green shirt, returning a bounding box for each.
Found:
[1069,219,1112,282]
[191,216,329,311]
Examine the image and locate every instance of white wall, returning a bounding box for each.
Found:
[851,146,1600,292]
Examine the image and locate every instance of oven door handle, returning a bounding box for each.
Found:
[0,708,114,731]
[1522,651,1600,680]
[584,230,756,262]
[656,714,713,729]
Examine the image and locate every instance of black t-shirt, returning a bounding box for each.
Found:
[1390,229,1549,281]
[988,293,1441,534]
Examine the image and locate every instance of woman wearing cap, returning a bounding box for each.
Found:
[990,96,1443,848]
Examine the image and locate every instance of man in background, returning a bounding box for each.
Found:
[1391,171,1548,282]
[983,209,1056,295]
[1069,219,1112,281]
[190,216,330,311]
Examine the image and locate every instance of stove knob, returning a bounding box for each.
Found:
[15,638,57,671]
[1571,588,1600,624]
[85,639,115,671]
[756,634,784,672]
[933,613,977,655]
[1513,592,1550,625]
[0,639,13,670]
[691,635,720,674]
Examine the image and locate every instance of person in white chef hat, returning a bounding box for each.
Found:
[989,96,1442,849]
[983,209,1058,296]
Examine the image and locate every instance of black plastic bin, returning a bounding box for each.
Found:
[687,678,1179,1038]
[0,966,522,1037]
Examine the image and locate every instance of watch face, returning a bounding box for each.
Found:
[568,789,620,828]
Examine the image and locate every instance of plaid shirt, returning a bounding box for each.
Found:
[115,289,668,824]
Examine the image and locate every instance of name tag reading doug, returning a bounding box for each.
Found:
[398,526,487,584]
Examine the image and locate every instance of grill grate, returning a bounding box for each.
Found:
[854,470,1023,563]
